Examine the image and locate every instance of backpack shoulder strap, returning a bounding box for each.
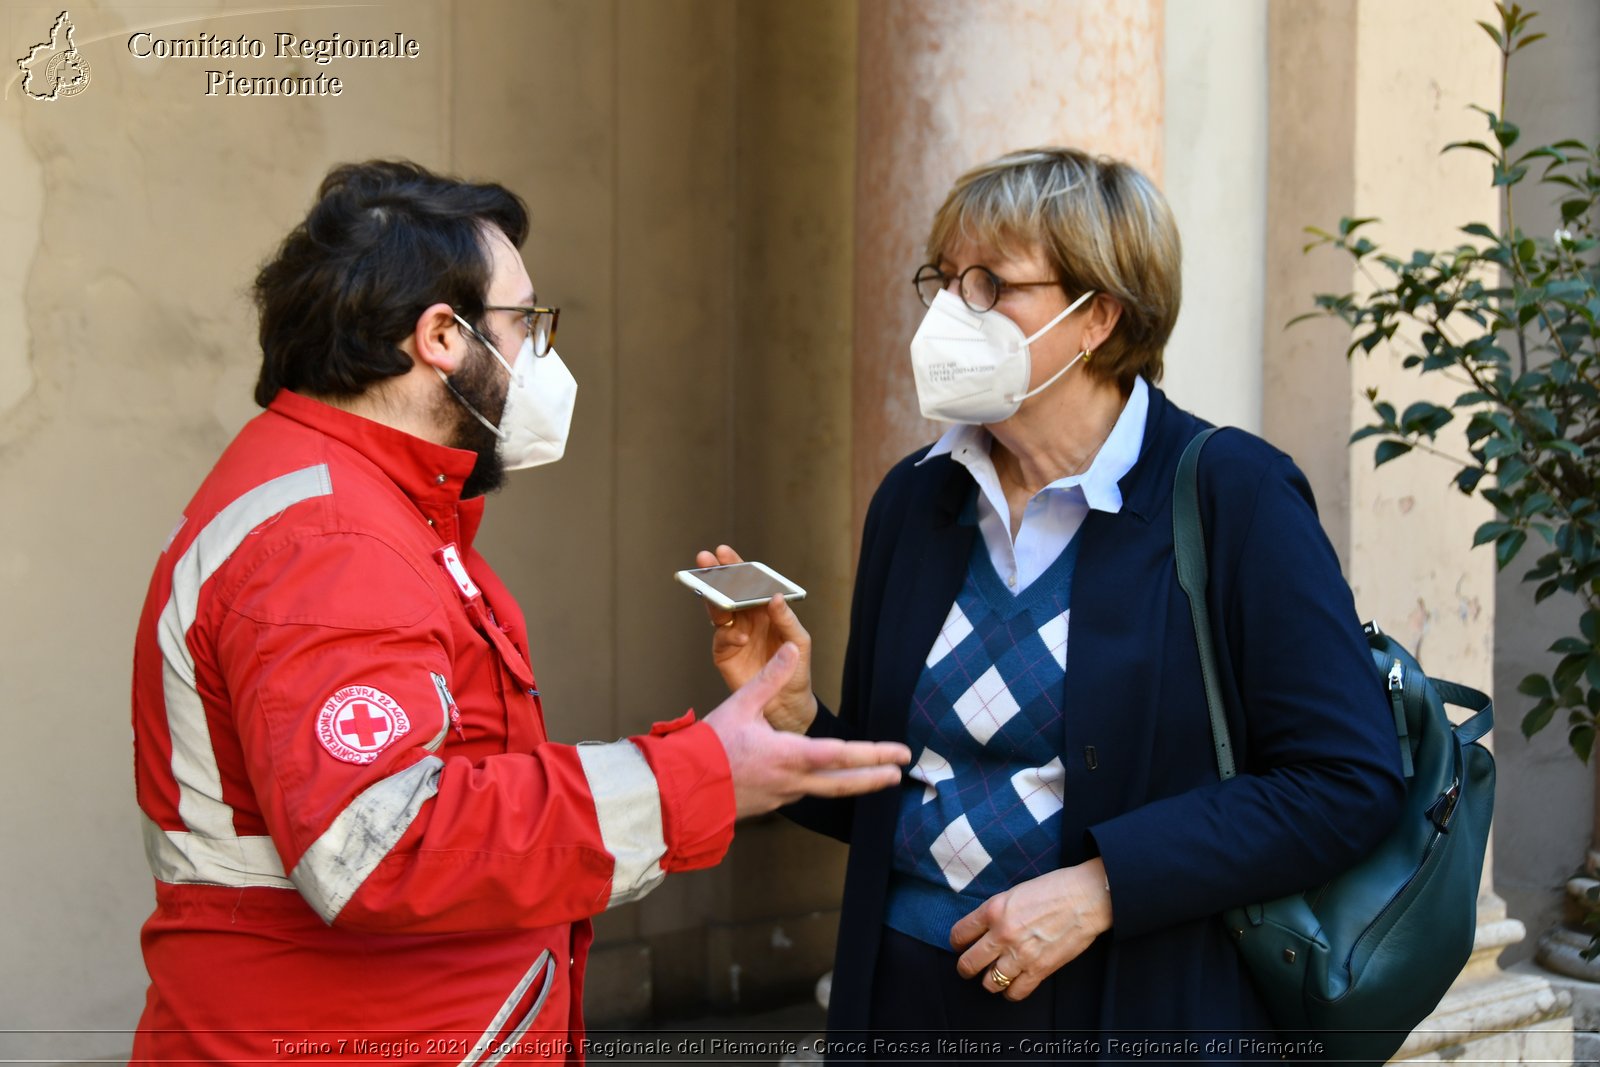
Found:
[1172,427,1236,781]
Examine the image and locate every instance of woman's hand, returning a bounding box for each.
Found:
[949,859,1113,1002]
[694,544,819,733]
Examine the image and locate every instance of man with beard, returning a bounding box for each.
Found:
[128,161,909,1063]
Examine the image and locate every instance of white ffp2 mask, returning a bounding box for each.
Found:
[908,288,1096,424]
[444,315,578,469]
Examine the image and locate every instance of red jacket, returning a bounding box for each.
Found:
[130,391,735,1063]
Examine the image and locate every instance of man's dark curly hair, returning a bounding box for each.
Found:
[252,160,529,407]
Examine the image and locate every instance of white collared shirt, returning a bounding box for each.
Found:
[917,377,1150,595]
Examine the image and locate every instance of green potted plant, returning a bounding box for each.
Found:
[1296,2,1600,963]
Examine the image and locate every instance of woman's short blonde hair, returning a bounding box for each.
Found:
[925,147,1182,389]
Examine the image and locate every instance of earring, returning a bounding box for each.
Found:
[1080,348,1093,363]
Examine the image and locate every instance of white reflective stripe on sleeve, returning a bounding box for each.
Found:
[141,814,293,889]
[154,464,332,884]
[574,740,667,908]
[290,755,444,922]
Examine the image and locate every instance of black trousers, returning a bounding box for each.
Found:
[859,926,1303,1065]
[864,926,1060,1061]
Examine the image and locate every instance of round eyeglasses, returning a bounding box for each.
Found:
[912,263,1061,313]
[483,304,560,357]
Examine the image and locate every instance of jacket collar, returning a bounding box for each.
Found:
[267,389,484,544]
[1115,380,1188,524]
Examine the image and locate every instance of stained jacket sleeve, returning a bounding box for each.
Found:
[1088,450,1407,939]
[212,530,735,934]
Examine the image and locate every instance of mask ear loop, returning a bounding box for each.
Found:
[434,313,516,441]
[435,368,508,441]
[453,313,518,376]
[1004,289,1098,404]
[1017,288,1097,348]
[1009,346,1091,404]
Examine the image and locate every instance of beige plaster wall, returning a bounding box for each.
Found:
[2,2,456,1057]
[1264,0,1500,675]
[708,0,860,1011]
[1160,0,1268,433]
[1263,0,1360,565]
[1344,8,1501,688]
[0,0,857,1052]
[1266,0,1504,919]
[1491,0,1600,966]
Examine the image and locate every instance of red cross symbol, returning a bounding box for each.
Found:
[337,701,390,749]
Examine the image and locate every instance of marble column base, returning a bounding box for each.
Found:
[1397,1016,1573,1065]
[1393,910,1573,1063]
[1535,861,1600,983]
[1537,923,1600,983]
[1528,961,1600,1067]
[1394,965,1572,1062]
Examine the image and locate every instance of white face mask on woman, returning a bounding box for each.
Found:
[445,313,578,469]
[908,287,1096,425]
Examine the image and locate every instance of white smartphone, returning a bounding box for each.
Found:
[674,561,807,612]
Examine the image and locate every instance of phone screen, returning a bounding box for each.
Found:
[685,563,801,603]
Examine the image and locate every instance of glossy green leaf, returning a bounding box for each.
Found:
[1474,520,1513,547]
[1571,723,1595,764]
[1497,529,1528,570]
[1555,652,1588,691]
[1374,440,1413,467]
[1523,699,1556,737]
[1518,673,1553,698]
[1454,467,1485,494]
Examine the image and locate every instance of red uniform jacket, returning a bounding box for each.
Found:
[130,391,735,1064]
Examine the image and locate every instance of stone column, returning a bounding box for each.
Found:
[1265,1,1572,1061]
[850,0,1164,532]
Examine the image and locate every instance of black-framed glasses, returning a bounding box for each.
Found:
[483,304,560,357]
[912,263,1060,313]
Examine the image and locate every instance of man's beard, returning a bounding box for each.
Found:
[440,339,508,499]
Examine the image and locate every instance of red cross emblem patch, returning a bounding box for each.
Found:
[316,685,411,765]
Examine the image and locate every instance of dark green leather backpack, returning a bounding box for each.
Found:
[1174,428,1495,1063]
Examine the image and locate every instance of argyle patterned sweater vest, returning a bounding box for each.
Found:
[884,536,1078,949]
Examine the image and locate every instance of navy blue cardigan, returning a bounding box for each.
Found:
[791,384,1405,1046]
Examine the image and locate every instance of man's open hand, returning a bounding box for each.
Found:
[703,643,909,818]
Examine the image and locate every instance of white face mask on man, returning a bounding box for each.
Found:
[442,313,577,469]
[908,287,1096,425]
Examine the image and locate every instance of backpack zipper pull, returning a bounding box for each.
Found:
[1388,659,1415,778]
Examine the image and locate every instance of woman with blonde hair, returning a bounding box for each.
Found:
[698,147,1402,1056]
